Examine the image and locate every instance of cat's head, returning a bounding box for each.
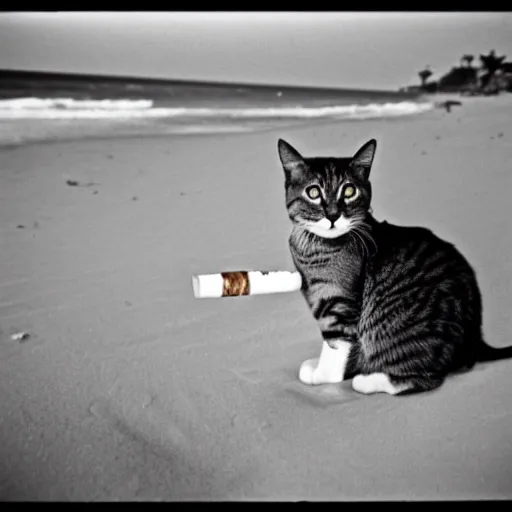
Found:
[277,138,376,239]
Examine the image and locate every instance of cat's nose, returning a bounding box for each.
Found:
[325,206,340,224]
[326,215,339,227]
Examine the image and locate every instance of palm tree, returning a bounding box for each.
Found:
[462,54,474,68]
[418,66,433,87]
[480,49,506,74]
[479,49,506,90]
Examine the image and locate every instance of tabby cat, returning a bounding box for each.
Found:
[277,138,512,395]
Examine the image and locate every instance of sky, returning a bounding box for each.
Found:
[1,12,511,91]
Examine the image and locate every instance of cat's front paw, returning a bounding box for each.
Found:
[299,358,343,385]
[299,358,320,385]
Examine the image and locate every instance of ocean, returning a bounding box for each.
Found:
[0,70,434,146]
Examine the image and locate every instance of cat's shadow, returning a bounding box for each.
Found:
[281,361,489,408]
[284,381,360,409]
[281,365,360,408]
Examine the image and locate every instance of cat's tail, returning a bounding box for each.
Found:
[477,340,512,363]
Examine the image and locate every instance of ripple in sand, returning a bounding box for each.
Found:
[87,394,189,459]
[122,333,162,349]
[230,412,272,435]
[229,368,263,385]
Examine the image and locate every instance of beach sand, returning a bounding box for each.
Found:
[1,95,511,501]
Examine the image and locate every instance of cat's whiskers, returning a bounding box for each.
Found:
[356,228,377,257]
[348,216,368,255]
[350,228,368,258]
[361,227,378,255]
[350,216,377,256]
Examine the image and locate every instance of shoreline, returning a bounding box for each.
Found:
[1,91,503,151]
[0,101,444,150]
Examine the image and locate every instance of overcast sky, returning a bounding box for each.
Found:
[1,12,511,91]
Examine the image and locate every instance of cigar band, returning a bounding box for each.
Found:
[221,271,250,297]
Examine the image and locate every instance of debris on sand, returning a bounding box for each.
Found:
[11,332,30,342]
[66,179,99,188]
[17,222,40,230]
[435,100,463,113]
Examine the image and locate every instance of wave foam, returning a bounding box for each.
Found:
[1,97,154,111]
[0,97,434,121]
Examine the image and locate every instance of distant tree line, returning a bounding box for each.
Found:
[404,50,512,95]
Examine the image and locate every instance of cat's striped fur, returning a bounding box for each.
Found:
[278,138,512,395]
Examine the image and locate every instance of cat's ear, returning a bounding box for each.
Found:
[278,139,306,181]
[351,139,377,180]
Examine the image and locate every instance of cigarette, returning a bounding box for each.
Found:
[192,270,302,299]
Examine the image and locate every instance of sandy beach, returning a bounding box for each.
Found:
[1,94,512,501]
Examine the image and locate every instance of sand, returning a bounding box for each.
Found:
[1,95,512,501]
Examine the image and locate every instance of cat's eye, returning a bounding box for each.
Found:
[306,186,321,200]
[344,186,355,198]
[343,184,358,201]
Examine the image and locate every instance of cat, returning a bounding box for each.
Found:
[277,137,512,395]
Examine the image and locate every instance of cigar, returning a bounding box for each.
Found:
[192,270,302,299]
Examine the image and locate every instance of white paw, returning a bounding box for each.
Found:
[299,358,320,385]
[352,374,376,394]
[352,373,407,395]
[299,357,343,385]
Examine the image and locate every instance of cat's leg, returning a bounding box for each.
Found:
[299,340,352,385]
[352,373,444,395]
[299,293,360,385]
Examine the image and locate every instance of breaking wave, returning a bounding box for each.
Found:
[0,97,434,121]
